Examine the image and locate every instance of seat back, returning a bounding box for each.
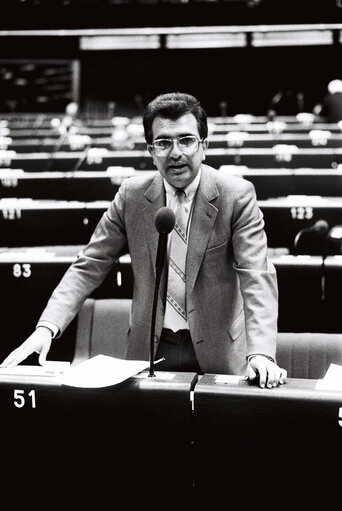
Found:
[276,332,342,379]
[72,298,132,366]
[73,300,342,380]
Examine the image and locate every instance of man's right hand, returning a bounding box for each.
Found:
[0,327,53,368]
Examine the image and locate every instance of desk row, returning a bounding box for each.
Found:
[2,147,342,170]
[1,196,342,253]
[0,251,341,364]
[2,167,342,200]
[3,133,342,152]
[0,369,341,502]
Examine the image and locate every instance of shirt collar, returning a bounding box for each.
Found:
[163,167,201,201]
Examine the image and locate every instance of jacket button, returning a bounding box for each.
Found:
[154,335,159,343]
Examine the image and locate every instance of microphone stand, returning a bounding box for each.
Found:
[149,262,164,378]
[149,207,175,377]
[149,232,169,377]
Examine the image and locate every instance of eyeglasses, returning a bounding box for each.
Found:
[150,135,203,156]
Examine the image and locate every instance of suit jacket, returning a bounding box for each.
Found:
[39,164,278,375]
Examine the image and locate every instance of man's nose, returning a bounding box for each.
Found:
[169,140,182,158]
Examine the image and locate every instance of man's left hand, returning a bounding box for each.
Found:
[247,355,287,388]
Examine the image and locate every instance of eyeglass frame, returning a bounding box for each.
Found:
[149,135,204,156]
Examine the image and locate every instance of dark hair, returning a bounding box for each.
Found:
[143,92,208,145]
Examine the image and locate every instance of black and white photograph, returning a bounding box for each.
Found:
[0,0,342,507]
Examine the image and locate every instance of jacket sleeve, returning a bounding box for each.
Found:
[38,181,129,336]
[231,179,278,361]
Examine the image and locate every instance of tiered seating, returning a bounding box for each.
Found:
[1,111,342,361]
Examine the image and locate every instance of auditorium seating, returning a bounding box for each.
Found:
[1,113,342,359]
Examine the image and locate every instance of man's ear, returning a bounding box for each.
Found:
[201,138,209,161]
[147,144,157,166]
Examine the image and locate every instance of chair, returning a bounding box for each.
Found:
[276,332,342,379]
[72,298,132,366]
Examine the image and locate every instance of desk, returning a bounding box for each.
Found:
[0,249,133,361]
[194,375,342,503]
[1,370,197,504]
[5,147,342,172]
[259,196,342,251]
[323,256,342,332]
[1,372,341,504]
[221,167,342,199]
[273,255,326,332]
[0,199,109,246]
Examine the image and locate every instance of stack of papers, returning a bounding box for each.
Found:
[315,363,342,391]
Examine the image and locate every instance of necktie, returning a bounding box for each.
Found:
[166,189,188,331]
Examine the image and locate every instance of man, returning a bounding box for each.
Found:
[313,79,342,123]
[1,92,286,388]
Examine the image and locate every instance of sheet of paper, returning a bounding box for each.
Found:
[57,354,153,388]
[215,374,244,384]
[315,363,342,391]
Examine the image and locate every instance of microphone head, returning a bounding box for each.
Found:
[313,219,329,233]
[155,207,175,234]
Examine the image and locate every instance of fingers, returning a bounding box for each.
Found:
[248,356,287,389]
[38,343,50,366]
[259,366,287,389]
[1,345,32,369]
[1,328,52,369]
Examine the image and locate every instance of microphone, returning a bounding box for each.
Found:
[293,219,330,255]
[149,207,175,377]
[155,207,175,271]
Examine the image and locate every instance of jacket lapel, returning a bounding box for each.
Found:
[142,166,219,296]
[142,172,166,279]
[187,166,219,293]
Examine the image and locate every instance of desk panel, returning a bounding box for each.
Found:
[0,200,108,246]
[0,371,197,503]
[194,375,342,503]
[323,256,342,332]
[273,255,327,332]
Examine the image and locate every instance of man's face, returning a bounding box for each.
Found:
[149,113,208,189]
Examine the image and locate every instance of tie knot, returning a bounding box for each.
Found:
[175,189,186,203]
